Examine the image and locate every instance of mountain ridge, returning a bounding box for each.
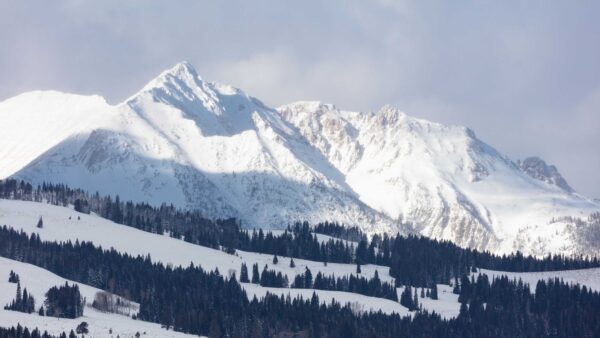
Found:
[1,61,598,256]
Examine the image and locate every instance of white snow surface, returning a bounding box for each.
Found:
[0,199,392,284]
[0,61,599,256]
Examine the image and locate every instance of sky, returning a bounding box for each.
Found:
[0,0,599,197]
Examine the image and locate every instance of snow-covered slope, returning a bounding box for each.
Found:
[0,62,598,255]
[0,199,393,285]
[277,102,600,255]
[0,199,411,320]
[2,62,394,232]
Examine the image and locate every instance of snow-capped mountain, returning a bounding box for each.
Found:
[277,102,599,255]
[0,62,598,256]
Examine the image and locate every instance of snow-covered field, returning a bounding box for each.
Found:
[0,199,405,318]
[0,257,203,338]
[0,199,392,284]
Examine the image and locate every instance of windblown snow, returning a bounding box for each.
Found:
[0,62,598,256]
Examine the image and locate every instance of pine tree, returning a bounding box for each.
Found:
[37,216,43,229]
[251,264,260,284]
[260,265,268,286]
[272,255,278,265]
[304,267,313,288]
[356,263,361,274]
[430,284,438,300]
[413,289,419,311]
[16,281,22,306]
[240,263,249,283]
[8,270,19,283]
[289,258,295,268]
[400,286,414,310]
[453,276,460,294]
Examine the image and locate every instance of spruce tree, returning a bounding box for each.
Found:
[240,263,249,283]
[16,281,22,306]
[453,276,460,294]
[430,284,438,300]
[413,289,419,311]
[400,286,414,310]
[251,264,260,284]
[304,267,313,288]
[289,258,295,268]
[8,270,19,283]
[273,255,278,265]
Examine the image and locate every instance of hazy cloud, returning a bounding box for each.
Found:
[1,0,599,197]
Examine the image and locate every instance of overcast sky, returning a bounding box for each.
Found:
[1,0,599,197]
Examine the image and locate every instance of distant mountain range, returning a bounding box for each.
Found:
[1,62,598,256]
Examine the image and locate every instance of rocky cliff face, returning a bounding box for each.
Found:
[518,157,573,192]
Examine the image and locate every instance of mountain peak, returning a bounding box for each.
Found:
[518,156,574,192]
[165,61,200,79]
[133,61,203,97]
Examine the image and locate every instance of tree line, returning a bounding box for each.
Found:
[292,269,398,301]
[2,178,600,288]
[454,273,600,337]
[4,280,35,314]
[0,325,58,338]
[0,226,440,337]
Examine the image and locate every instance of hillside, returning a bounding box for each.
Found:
[2,198,600,336]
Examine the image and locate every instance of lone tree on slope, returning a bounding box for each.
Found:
[76,321,89,337]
